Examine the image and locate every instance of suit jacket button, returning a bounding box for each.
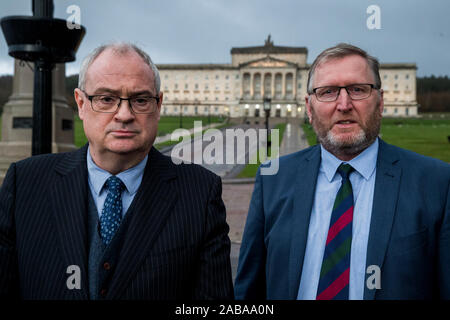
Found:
[100,288,107,297]
[103,262,111,270]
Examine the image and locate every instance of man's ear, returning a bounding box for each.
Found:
[305,95,312,124]
[74,88,86,120]
[156,91,163,121]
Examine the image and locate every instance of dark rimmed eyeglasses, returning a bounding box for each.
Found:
[81,90,160,114]
[311,84,379,102]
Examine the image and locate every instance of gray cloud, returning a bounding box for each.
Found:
[1,0,449,76]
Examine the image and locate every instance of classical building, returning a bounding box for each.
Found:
[157,36,418,120]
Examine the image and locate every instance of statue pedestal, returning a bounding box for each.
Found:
[0,59,77,184]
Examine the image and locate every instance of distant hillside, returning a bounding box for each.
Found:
[0,74,449,115]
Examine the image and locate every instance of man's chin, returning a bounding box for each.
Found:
[319,129,370,155]
[106,141,147,155]
[329,132,365,147]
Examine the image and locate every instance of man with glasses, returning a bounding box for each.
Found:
[235,43,450,300]
[0,43,233,300]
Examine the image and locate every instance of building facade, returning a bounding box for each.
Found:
[157,37,418,119]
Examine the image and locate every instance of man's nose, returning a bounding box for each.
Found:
[336,87,353,112]
[114,99,135,121]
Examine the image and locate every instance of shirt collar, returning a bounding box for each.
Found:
[320,138,379,182]
[87,146,148,196]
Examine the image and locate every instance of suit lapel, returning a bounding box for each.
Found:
[288,146,321,299]
[364,140,402,300]
[50,145,89,299]
[108,148,177,299]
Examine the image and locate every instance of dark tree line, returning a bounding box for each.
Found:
[0,74,449,115]
[416,76,450,112]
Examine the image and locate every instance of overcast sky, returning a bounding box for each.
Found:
[1,0,449,77]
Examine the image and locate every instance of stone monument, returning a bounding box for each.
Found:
[0,59,76,184]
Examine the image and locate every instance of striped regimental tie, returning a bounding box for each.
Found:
[100,176,125,246]
[316,163,355,300]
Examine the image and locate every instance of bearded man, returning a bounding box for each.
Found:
[234,43,450,300]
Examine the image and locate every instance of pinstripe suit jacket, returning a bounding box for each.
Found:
[0,145,234,300]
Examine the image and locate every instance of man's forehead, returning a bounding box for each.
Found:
[84,49,154,90]
[89,49,150,72]
[314,55,373,84]
[316,55,369,71]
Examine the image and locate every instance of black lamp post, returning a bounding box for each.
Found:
[1,0,85,155]
[179,105,183,128]
[263,97,271,155]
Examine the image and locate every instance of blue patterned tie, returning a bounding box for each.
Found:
[100,176,125,246]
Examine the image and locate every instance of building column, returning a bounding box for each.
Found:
[271,72,275,99]
[262,73,267,98]
[282,73,286,99]
[241,72,245,99]
[260,72,264,98]
[293,71,297,99]
[250,72,254,99]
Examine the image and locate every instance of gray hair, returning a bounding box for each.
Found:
[307,43,381,94]
[78,42,161,94]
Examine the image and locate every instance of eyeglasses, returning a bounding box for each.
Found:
[82,90,160,114]
[311,84,378,102]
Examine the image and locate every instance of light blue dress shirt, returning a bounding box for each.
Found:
[297,138,379,300]
[87,146,147,219]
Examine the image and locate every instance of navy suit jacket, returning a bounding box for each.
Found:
[235,139,450,299]
[0,145,234,300]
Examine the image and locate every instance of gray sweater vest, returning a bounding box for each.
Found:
[87,191,134,300]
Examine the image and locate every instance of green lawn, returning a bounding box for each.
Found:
[380,118,450,162]
[74,115,86,147]
[301,123,318,146]
[2,115,448,163]
[156,115,223,136]
[301,117,450,163]
[237,123,287,178]
[74,115,224,148]
[0,113,226,149]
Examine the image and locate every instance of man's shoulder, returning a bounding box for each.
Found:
[14,148,83,172]
[279,144,320,165]
[257,144,320,183]
[155,150,220,184]
[380,140,449,168]
[260,144,320,171]
[379,140,450,178]
[2,147,86,192]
